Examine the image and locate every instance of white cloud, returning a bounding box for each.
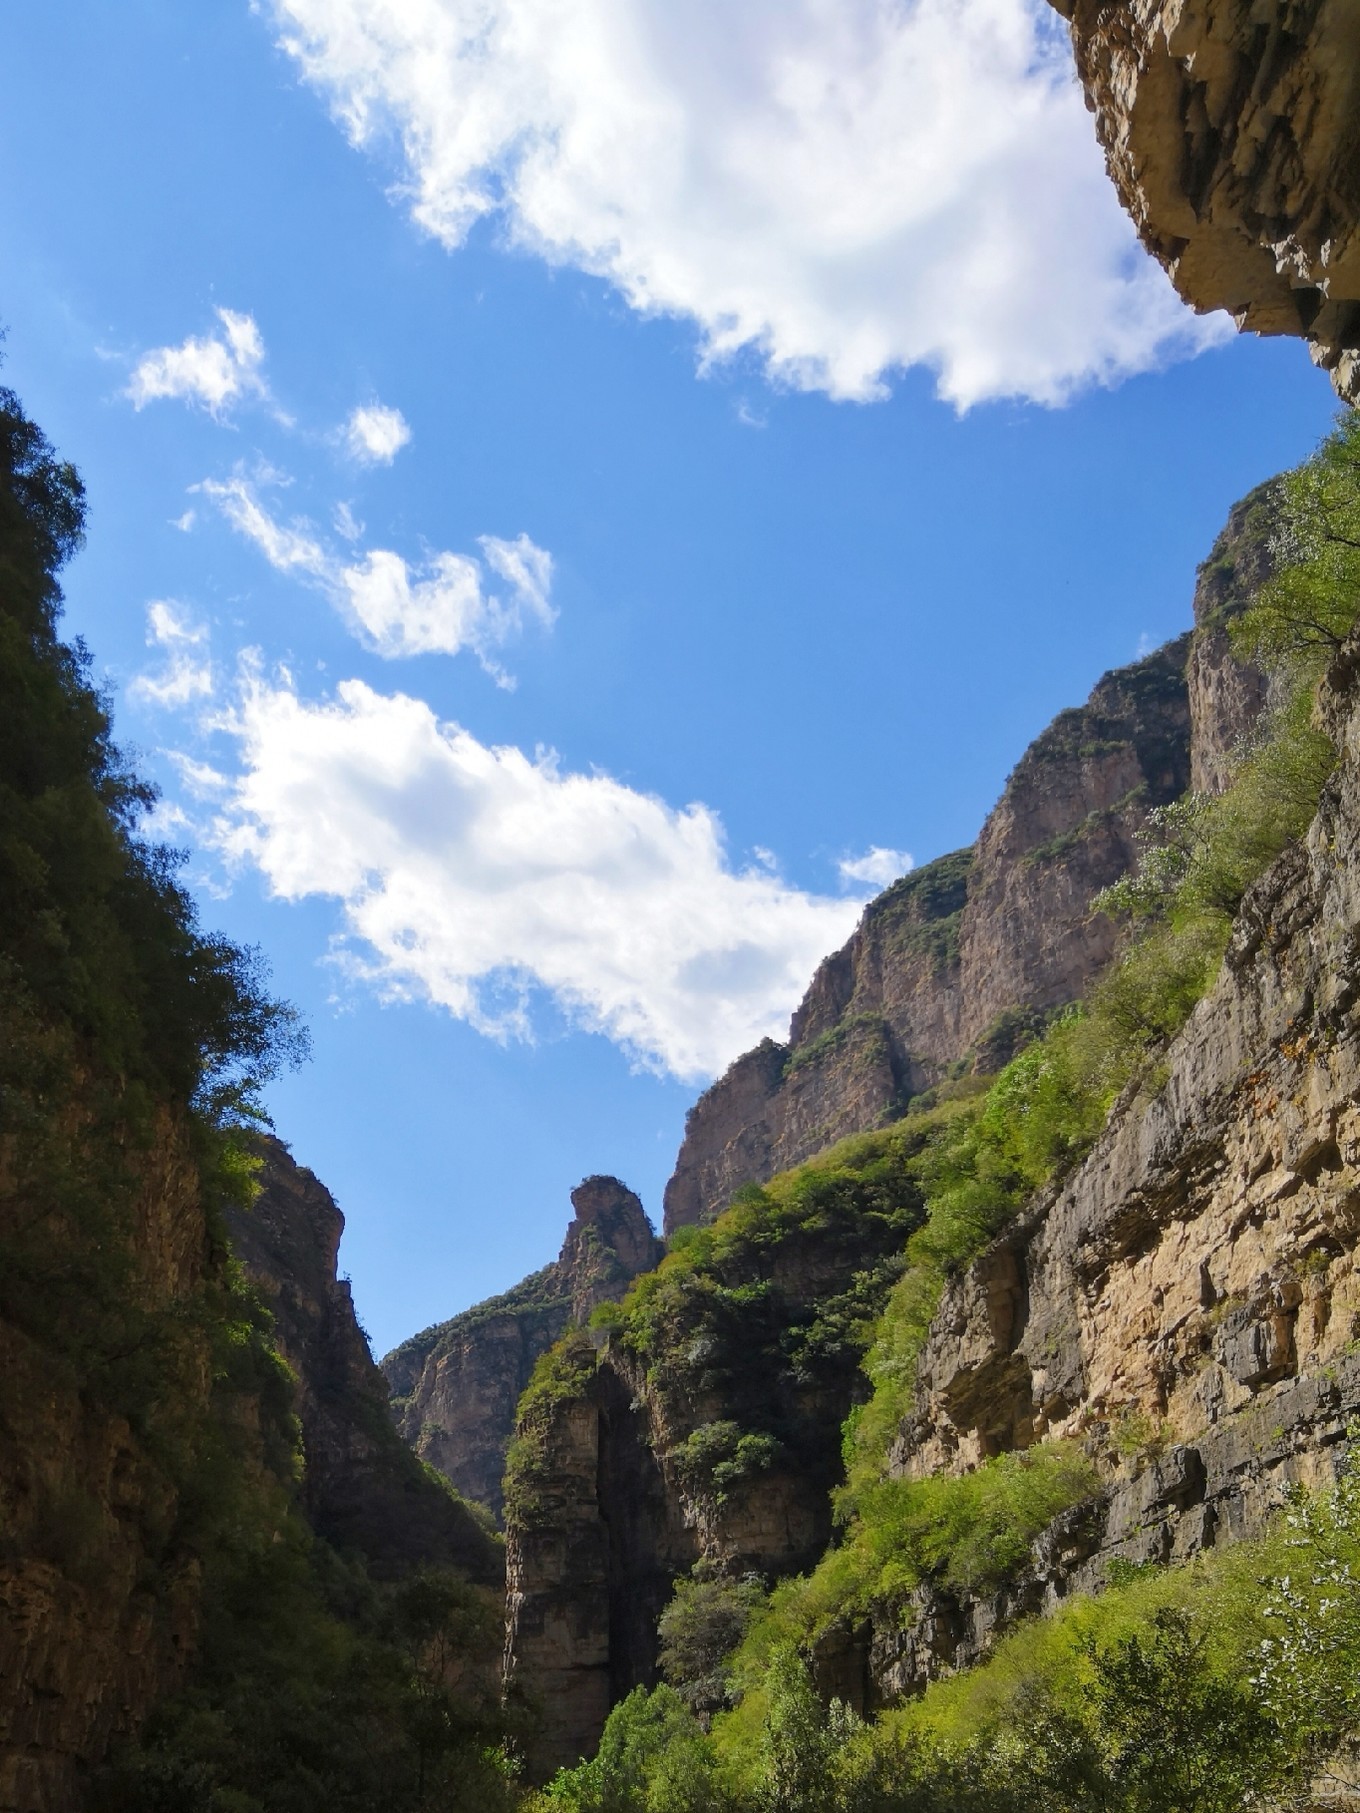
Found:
[199,471,553,673]
[127,600,214,708]
[212,670,861,1078]
[344,401,412,464]
[127,308,270,416]
[839,845,913,888]
[267,0,1228,408]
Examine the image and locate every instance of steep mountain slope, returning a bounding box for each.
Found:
[495,482,1287,1777]
[0,388,501,1813]
[382,1177,662,1518]
[663,495,1277,1234]
[226,1137,501,1583]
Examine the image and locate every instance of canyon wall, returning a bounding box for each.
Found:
[1050,0,1360,401]
[382,1177,662,1519]
[842,620,1360,1702]
[497,483,1300,1776]
[0,1118,210,1813]
[662,492,1276,1235]
[226,1138,501,1584]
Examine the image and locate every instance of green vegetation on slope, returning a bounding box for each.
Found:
[0,381,510,1810]
[539,1450,1360,1812]
[528,410,1360,1811]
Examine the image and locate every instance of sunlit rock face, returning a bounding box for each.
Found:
[1050,0,1360,401]
[662,643,1196,1234]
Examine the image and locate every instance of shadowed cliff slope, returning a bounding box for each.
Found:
[382,1177,662,1519]
[496,481,1289,1778]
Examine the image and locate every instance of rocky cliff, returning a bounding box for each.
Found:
[0,1117,210,1813]
[0,385,503,1813]
[663,490,1277,1235]
[502,1142,926,1776]
[382,1177,662,1519]
[1050,0,1360,402]
[830,617,1360,1706]
[226,1138,501,1584]
[498,480,1302,1776]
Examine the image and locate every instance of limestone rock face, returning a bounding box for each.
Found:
[1050,0,1360,401]
[665,638,1195,1233]
[382,1178,661,1520]
[663,486,1288,1236]
[1186,483,1280,793]
[856,626,1360,1697]
[226,1139,501,1584]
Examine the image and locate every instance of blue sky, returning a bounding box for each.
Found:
[2,0,1340,1356]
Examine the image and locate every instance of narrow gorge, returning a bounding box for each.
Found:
[4,3,1360,1811]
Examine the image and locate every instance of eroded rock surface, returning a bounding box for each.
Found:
[1051,0,1360,401]
[861,627,1360,1696]
[664,642,1192,1232]
[382,1178,661,1520]
[227,1139,501,1584]
[664,490,1282,1236]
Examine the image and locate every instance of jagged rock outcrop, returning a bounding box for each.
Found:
[1050,0,1360,402]
[843,624,1360,1699]
[1187,482,1279,792]
[665,642,1191,1232]
[226,1139,501,1584]
[665,490,1283,1235]
[383,1178,661,1519]
[502,1163,913,1781]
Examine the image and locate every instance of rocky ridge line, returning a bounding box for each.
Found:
[662,491,1277,1234]
[381,1177,662,1519]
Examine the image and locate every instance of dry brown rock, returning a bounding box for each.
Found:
[665,638,1196,1232]
[1050,0,1360,400]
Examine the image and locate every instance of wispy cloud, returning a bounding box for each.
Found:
[127,600,214,708]
[127,308,270,417]
[269,0,1228,408]
[838,845,912,889]
[198,470,554,677]
[343,401,412,465]
[211,668,862,1079]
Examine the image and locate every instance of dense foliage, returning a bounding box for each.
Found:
[536,1452,1360,1811]
[0,381,509,1810]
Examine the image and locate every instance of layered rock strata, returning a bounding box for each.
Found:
[665,492,1278,1235]
[834,625,1360,1700]
[382,1178,662,1519]
[1050,0,1360,401]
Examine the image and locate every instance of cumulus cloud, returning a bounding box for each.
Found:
[199,471,553,675]
[127,309,270,416]
[127,600,214,708]
[838,845,913,888]
[267,0,1227,408]
[344,401,412,464]
[212,670,862,1078]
